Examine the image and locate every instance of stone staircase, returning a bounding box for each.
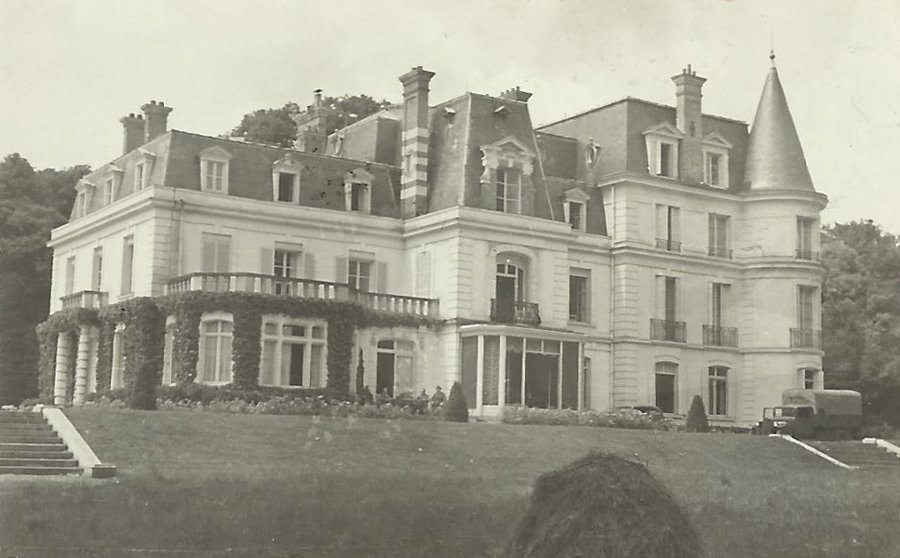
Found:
[809,440,900,469]
[0,411,82,476]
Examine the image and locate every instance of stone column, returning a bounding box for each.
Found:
[53,333,72,406]
[73,325,91,406]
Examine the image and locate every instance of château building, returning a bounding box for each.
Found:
[41,57,826,426]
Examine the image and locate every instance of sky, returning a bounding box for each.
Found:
[1,0,898,232]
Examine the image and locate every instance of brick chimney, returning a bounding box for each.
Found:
[499,86,533,103]
[294,89,330,154]
[671,65,706,183]
[141,100,173,143]
[120,113,144,154]
[399,66,435,218]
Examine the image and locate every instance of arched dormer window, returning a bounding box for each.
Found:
[134,149,156,192]
[643,122,683,179]
[480,136,535,215]
[74,179,96,218]
[272,154,302,204]
[200,146,232,194]
[702,132,732,189]
[344,168,373,213]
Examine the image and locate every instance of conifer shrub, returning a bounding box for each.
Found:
[685,394,710,433]
[504,451,703,558]
[443,381,468,422]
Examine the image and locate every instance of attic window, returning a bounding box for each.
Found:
[344,168,374,214]
[200,146,233,194]
[563,188,591,232]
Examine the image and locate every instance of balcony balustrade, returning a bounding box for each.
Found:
[490,299,541,326]
[707,246,733,259]
[702,325,738,347]
[655,238,682,252]
[790,328,822,350]
[60,290,108,309]
[650,319,686,343]
[165,273,439,318]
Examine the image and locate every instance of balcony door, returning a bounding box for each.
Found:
[496,263,525,322]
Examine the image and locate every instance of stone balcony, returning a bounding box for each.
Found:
[650,318,687,343]
[60,290,108,310]
[790,327,822,350]
[164,273,439,319]
[490,299,541,326]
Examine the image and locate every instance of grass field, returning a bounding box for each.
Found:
[2,408,900,557]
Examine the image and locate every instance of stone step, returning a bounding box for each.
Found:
[0,450,74,459]
[0,442,69,452]
[0,465,81,476]
[0,422,55,432]
[0,412,43,421]
[0,457,79,467]
[0,434,63,444]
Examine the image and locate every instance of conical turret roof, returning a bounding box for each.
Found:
[744,58,815,192]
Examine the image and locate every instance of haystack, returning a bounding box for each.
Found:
[504,451,703,558]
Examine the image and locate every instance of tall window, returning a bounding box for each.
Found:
[655,362,678,413]
[273,249,300,295]
[664,276,677,323]
[348,259,371,292]
[105,178,115,204]
[259,318,326,387]
[349,183,367,211]
[91,247,103,291]
[658,142,672,177]
[198,316,233,384]
[496,168,521,214]
[135,163,146,191]
[76,191,88,218]
[277,172,297,203]
[201,233,231,273]
[205,161,225,192]
[710,283,725,327]
[121,236,134,295]
[708,366,728,416]
[415,251,432,298]
[569,271,590,322]
[568,202,584,230]
[708,214,730,258]
[798,286,816,329]
[65,256,76,295]
[376,339,415,396]
[797,217,816,260]
[705,152,722,186]
[655,205,681,251]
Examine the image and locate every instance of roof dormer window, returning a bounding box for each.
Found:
[272,155,302,204]
[563,188,591,232]
[644,122,683,180]
[702,132,732,189]
[480,135,535,216]
[200,146,232,194]
[344,168,373,213]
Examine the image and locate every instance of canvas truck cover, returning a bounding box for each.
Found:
[782,389,862,416]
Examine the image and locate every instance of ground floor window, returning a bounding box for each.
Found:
[800,368,819,389]
[708,366,728,416]
[655,361,678,413]
[259,317,326,387]
[375,339,414,397]
[198,314,233,384]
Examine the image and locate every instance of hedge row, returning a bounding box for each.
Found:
[35,292,435,410]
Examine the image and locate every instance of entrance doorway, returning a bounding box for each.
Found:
[495,263,525,322]
[524,353,558,408]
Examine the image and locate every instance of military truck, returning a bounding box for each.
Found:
[755,389,863,440]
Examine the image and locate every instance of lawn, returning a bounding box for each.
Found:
[2,408,900,557]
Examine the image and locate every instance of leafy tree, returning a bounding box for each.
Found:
[0,153,88,404]
[231,95,392,147]
[822,220,900,422]
[685,395,709,433]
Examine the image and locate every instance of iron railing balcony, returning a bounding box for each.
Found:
[795,249,820,261]
[60,290,108,309]
[491,299,541,326]
[703,325,738,347]
[165,272,439,318]
[791,328,822,350]
[655,238,682,252]
[650,319,686,343]
[707,246,733,259]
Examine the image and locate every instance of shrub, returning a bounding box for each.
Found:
[685,395,710,433]
[504,451,703,558]
[499,406,671,431]
[442,382,468,422]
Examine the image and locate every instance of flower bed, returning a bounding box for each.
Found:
[500,405,672,431]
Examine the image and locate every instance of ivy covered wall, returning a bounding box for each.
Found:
[35,292,437,409]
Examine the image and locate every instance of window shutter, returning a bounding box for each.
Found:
[217,238,231,272]
[376,262,388,293]
[655,276,665,319]
[304,253,316,280]
[334,257,348,284]
[260,248,274,275]
[202,238,216,272]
